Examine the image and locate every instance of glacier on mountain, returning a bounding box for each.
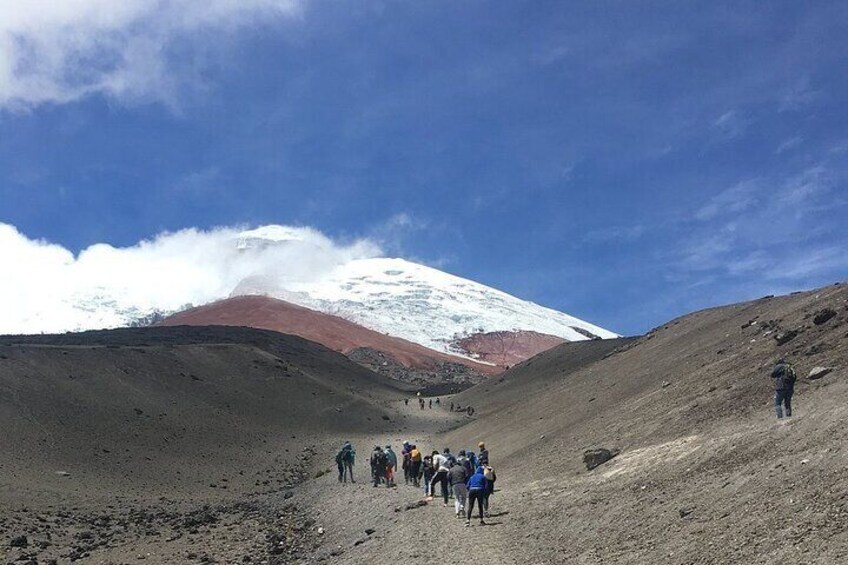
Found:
[1,224,617,351]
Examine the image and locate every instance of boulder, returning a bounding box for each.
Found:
[10,535,28,548]
[774,330,799,345]
[583,448,620,471]
[808,366,833,380]
[813,308,837,325]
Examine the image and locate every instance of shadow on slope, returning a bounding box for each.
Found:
[0,326,405,506]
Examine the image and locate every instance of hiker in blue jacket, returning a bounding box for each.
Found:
[465,466,488,526]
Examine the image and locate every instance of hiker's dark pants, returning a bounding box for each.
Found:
[482,486,494,514]
[775,388,793,418]
[410,461,421,486]
[467,488,485,521]
[373,467,385,487]
[431,470,448,503]
[337,463,344,482]
[343,462,354,483]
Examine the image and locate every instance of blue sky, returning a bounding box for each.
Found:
[1,0,847,335]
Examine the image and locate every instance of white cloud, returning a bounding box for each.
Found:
[775,136,803,155]
[695,179,760,221]
[0,0,302,110]
[712,109,749,140]
[0,223,381,334]
[677,163,847,283]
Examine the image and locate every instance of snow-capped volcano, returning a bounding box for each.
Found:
[1,223,618,353]
[232,227,618,355]
[243,256,617,354]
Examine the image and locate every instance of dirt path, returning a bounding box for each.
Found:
[295,400,522,564]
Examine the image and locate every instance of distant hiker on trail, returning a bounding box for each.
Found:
[429,399,433,409]
[422,455,435,495]
[405,398,409,406]
[465,466,489,526]
[336,442,355,483]
[420,398,425,410]
[371,446,389,488]
[450,402,454,412]
[430,449,452,506]
[482,465,497,517]
[449,457,469,518]
[478,442,489,466]
[436,398,441,406]
[410,445,423,487]
[771,358,797,419]
[385,445,398,486]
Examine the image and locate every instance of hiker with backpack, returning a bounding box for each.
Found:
[401,442,411,485]
[385,445,398,487]
[481,464,496,517]
[422,454,435,495]
[409,444,423,487]
[771,358,797,419]
[336,442,355,483]
[465,466,489,526]
[467,450,478,469]
[371,446,389,487]
[457,450,474,476]
[449,457,469,518]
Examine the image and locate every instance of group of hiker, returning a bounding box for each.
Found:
[335,439,497,526]
[404,396,475,415]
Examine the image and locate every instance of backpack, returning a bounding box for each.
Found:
[483,466,495,481]
[377,451,388,467]
[410,448,421,462]
[786,364,797,383]
[335,452,343,465]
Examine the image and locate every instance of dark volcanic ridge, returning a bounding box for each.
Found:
[157,295,499,386]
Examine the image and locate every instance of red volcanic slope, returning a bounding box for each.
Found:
[158,295,501,376]
[453,330,567,368]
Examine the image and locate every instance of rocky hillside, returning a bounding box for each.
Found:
[439,282,848,564]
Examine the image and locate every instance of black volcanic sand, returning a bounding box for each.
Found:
[3,285,848,564]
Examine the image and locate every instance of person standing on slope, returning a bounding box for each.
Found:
[478,442,490,466]
[482,464,497,517]
[465,466,488,526]
[385,445,398,487]
[336,442,355,483]
[771,358,797,419]
[422,454,435,495]
[401,442,412,485]
[371,446,388,487]
[409,444,423,487]
[457,449,473,477]
[467,449,478,470]
[449,458,469,518]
